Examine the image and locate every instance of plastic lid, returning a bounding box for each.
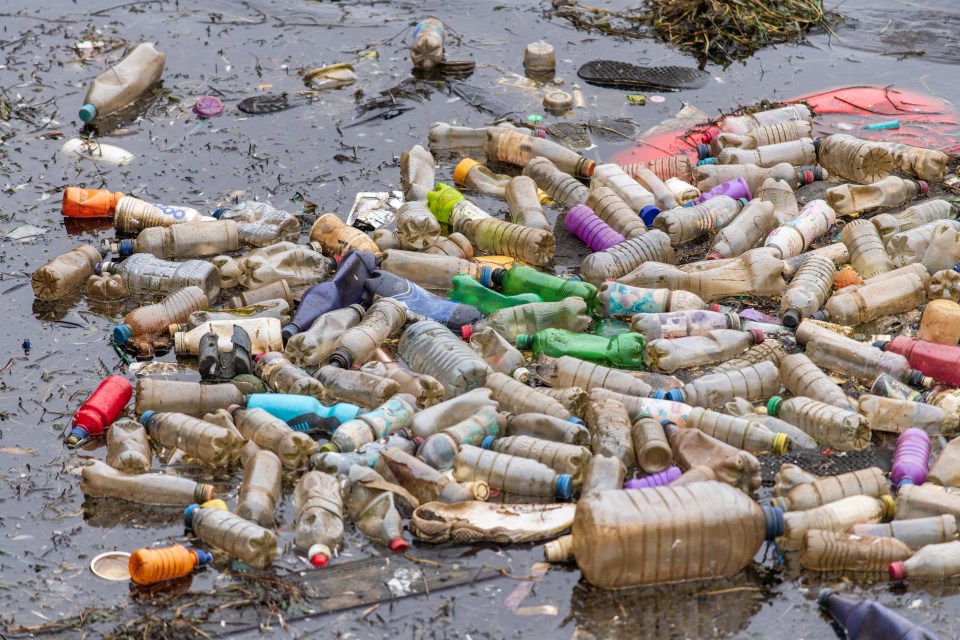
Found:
[767,396,784,416]
[889,561,906,581]
[64,427,86,448]
[461,324,474,340]
[873,340,891,350]
[566,416,585,426]
[94,262,104,276]
[113,324,132,345]
[708,303,721,312]
[812,138,822,154]
[311,553,329,568]
[117,239,134,257]
[543,90,574,113]
[809,310,828,321]
[196,484,215,503]
[880,494,896,521]
[281,323,300,344]
[697,144,712,160]
[453,158,479,185]
[79,104,97,122]
[705,251,724,261]
[193,550,213,566]
[817,588,835,606]
[917,180,929,196]
[184,504,201,529]
[896,477,914,490]
[515,334,532,350]
[749,328,765,344]
[481,434,496,449]
[697,158,717,166]
[479,266,494,288]
[659,419,675,427]
[555,474,573,500]
[782,309,801,329]
[328,349,352,369]
[193,96,225,118]
[319,442,340,453]
[140,410,156,426]
[762,504,785,539]
[652,389,667,400]
[490,268,507,288]
[388,537,410,553]
[639,205,660,227]
[771,432,789,455]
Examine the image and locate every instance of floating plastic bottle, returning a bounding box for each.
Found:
[394,200,441,250]
[780,494,894,551]
[410,17,445,69]
[253,351,323,399]
[112,196,215,232]
[418,406,501,470]
[719,104,812,135]
[229,280,293,310]
[858,395,956,437]
[877,141,950,182]
[522,157,591,208]
[453,158,512,198]
[694,162,819,194]
[408,387,497,439]
[887,220,960,268]
[468,298,591,343]
[621,155,694,183]
[113,286,208,345]
[535,354,653,397]
[79,42,165,122]
[366,270,480,330]
[854,515,959,550]
[173,318,282,356]
[99,253,221,299]
[646,329,764,373]
[284,249,375,341]
[32,245,102,301]
[129,545,211,586]
[800,530,912,572]
[590,163,654,211]
[185,504,278,568]
[686,406,788,454]
[400,144,435,201]
[399,321,492,399]
[517,328,646,370]
[827,176,926,216]
[504,175,552,232]
[707,200,778,259]
[724,398,819,450]
[666,361,779,409]
[564,204,625,252]
[313,365,400,410]
[572,482,783,588]
[600,282,712,318]
[796,321,921,384]
[715,339,787,373]
[236,448,282,527]
[321,394,416,454]
[918,298,960,345]
[630,165,680,211]
[112,220,239,260]
[361,355,444,408]
[381,446,488,504]
[872,199,959,243]
[380,249,490,291]
[768,396,870,451]
[448,273,540,316]
[468,326,528,380]
[105,419,152,474]
[716,138,816,168]
[485,371,574,421]
[579,454,626,494]
[714,120,813,151]
[345,466,410,551]
[487,436,590,479]
[486,127,595,179]
[61,187,124,218]
[770,467,889,512]
[283,305,363,368]
[584,396,636,471]
[628,414,673,474]
[293,471,344,567]
[215,242,334,290]
[892,428,931,489]
[780,352,850,409]
[630,309,737,340]
[763,199,837,260]
[653,195,745,244]
[818,589,938,640]
[453,445,572,499]
[781,243,848,278]
[817,272,928,326]
[869,372,923,401]
[141,411,243,467]
[755,177,799,223]
[779,254,834,327]
[816,134,894,183]
[309,213,380,257]
[920,221,960,275]
[66,375,133,447]
[231,407,317,468]
[327,298,407,369]
[80,459,213,505]
[896,483,960,521]
[841,218,895,278]
[579,231,675,285]
[665,177,700,204]
[135,379,245,416]
[493,265,597,306]
[584,187,648,240]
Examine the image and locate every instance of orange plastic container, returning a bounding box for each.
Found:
[62,187,124,218]
[128,544,211,585]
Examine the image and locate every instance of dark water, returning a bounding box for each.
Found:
[0,0,958,637]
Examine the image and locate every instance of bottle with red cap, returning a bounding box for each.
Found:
[294,471,344,567]
[890,540,960,581]
[65,376,133,447]
[882,336,960,386]
[344,466,410,553]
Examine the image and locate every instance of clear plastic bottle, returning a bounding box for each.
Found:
[345,466,409,552]
[579,231,675,285]
[80,459,213,505]
[539,386,588,416]
[381,446,488,504]
[800,530,912,572]
[327,298,407,369]
[98,253,221,299]
[827,176,926,216]
[361,355,445,408]
[853,515,958,550]
[453,444,573,499]
[584,187,648,240]
[486,127,595,179]
[715,120,813,150]
[600,282,712,317]
[716,138,817,168]
[803,334,919,384]
[707,200,778,259]
[585,395,635,471]
[781,243,849,278]
[485,371,574,420]
[380,249,490,291]
[79,42,165,122]
[872,199,959,242]
[141,411,243,467]
[221,243,334,290]
[890,540,960,581]
[254,352,325,399]
[321,394,416,453]
[309,213,380,257]
[888,219,960,268]
[455,213,555,266]
[773,463,819,496]
[112,220,239,260]
[630,165,680,211]
[418,405,502,469]
[236,448,282,527]
[229,280,293,309]
[217,203,300,248]
[504,412,589,445]
[694,162,816,194]
[714,339,786,372]
[590,163,655,211]
[231,407,317,468]
[293,471,344,567]
[572,481,783,588]
[399,320,493,400]
[756,177,799,224]
[724,398,819,450]
[621,155,694,183]
[469,326,528,379]
[719,104,813,135]
[135,379,245,416]
[629,414,673,474]
[428,122,495,151]
[763,200,837,260]
[535,354,653,397]
[841,219,895,278]
[522,157,590,208]
[859,395,957,437]
[112,196,215,233]
[469,298,591,342]
[665,177,701,204]
[670,361,780,408]
[925,435,960,487]
[780,352,851,409]
[663,423,761,493]
[815,273,926,326]
[770,467,889,511]
[816,134,894,184]
[767,396,870,451]
[653,195,745,244]
[31,245,102,301]
[580,454,626,494]
[504,176,552,232]
[877,141,950,182]
[173,318,283,356]
[105,418,152,474]
[488,435,591,479]
[313,365,401,409]
[646,329,764,373]
[410,17,445,69]
[185,505,278,569]
[630,309,737,340]
[920,221,960,274]
[780,495,894,551]
[895,483,960,521]
[113,286,208,345]
[408,387,497,438]
[686,407,787,454]
[400,144,435,201]
[283,305,363,368]
[779,254,834,327]
[394,201,441,250]
[453,158,511,198]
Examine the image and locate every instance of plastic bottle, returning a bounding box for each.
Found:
[112,196,215,232]
[535,354,653,397]
[321,394,416,454]
[79,42,165,122]
[714,120,813,151]
[65,376,133,447]
[858,395,957,437]
[584,396,635,471]
[448,273,541,315]
[468,326,527,380]
[891,428,931,489]
[31,245,102,301]
[800,530,912,572]
[630,309,736,340]
[921,221,960,274]
[816,134,894,183]
[427,122,495,151]
[410,17,445,69]
[253,352,324,399]
[918,299,960,345]
[141,411,243,467]
[706,200,778,259]
[687,407,788,454]
[877,141,950,181]
[653,195,744,245]
[840,219,894,278]
[236,447,282,527]
[61,187,125,218]
[105,419,152,474]
[184,505,278,569]
[716,138,816,168]
[173,318,282,356]
[98,253,221,299]
[399,320,493,400]
[770,467,889,512]
[228,280,293,310]
[80,459,213,505]
[538,386,588,416]
[780,352,850,409]
[780,495,894,550]
[694,162,819,194]
[485,371,575,421]
[628,414,673,474]
[645,329,763,374]
[584,187,648,240]
[662,421,761,492]
[492,265,597,306]
[418,406,502,469]
[763,199,837,260]
[779,254,834,327]
[365,271,480,330]
[453,158,511,198]
[344,466,409,551]
[486,127,595,179]
[309,213,380,257]
[520,156,590,209]
[394,200,441,250]
[781,244,849,279]
[292,471,344,567]
[487,436,590,479]
[755,177,799,223]
[283,305,363,368]
[853,515,959,550]
[380,249,490,291]
[714,339,786,373]
[327,298,407,369]
[572,482,782,588]
[819,273,928,327]
[467,298,591,343]
[872,199,959,242]
[112,286,208,345]
[869,372,923,401]
[818,589,938,639]
[400,144,435,201]
[381,446,487,504]
[504,412,589,445]
[112,220,239,260]
[724,398,819,450]
[896,483,960,521]
[695,177,752,205]
[504,175,552,232]
[361,355,445,408]
[827,176,926,216]
[667,361,780,408]
[129,545,212,586]
[887,219,960,268]
[134,380,245,417]
[579,231,675,285]
[283,247,375,339]
[599,283,712,318]
[590,163,654,211]
[231,407,317,468]
[630,165,680,211]
[773,463,819,496]
[216,242,334,290]
[313,365,401,409]
[408,387,496,439]
[578,454,625,494]
[768,395,870,451]
[884,336,960,386]
[719,104,812,135]
[564,204,626,252]
[621,156,694,183]
[664,177,700,204]
[453,445,573,499]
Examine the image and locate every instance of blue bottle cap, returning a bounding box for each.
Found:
[762,504,785,539]
[481,435,496,449]
[113,324,133,345]
[212,207,225,219]
[639,205,660,227]
[896,478,914,490]
[194,550,213,566]
[659,419,676,427]
[555,474,573,500]
[64,426,88,448]
[697,143,712,160]
[117,239,135,257]
[479,266,494,288]
[566,416,585,426]
[140,410,156,426]
[817,588,835,607]
[697,157,717,166]
[281,323,299,344]
[79,104,97,122]
[184,503,201,529]
[654,389,683,402]
[565,274,583,281]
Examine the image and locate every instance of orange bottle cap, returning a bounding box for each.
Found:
[453,158,480,185]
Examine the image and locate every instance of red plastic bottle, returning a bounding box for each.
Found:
[66,376,133,447]
[883,336,960,386]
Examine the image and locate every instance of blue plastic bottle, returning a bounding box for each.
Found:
[818,589,939,640]
[247,393,361,424]
[363,270,481,331]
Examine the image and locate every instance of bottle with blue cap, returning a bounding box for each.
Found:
[487,435,591,478]
[663,360,781,409]
[108,220,240,260]
[318,394,417,454]
[79,43,166,124]
[504,412,590,446]
[417,406,502,470]
[585,187,649,239]
[585,394,636,473]
[380,248,493,291]
[80,459,213,505]
[485,371,583,425]
[184,503,278,569]
[653,195,746,244]
[453,444,574,500]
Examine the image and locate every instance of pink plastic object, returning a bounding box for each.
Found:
[564,204,626,252]
[885,336,960,386]
[193,96,225,118]
[891,428,931,488]
[623,466,682,489]
[696,177,752,204]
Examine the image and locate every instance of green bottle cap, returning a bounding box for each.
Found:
[515,334,533,350]
[426,183,464,225]
[767,396,784,417]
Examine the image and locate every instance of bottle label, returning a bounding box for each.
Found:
[148,202,204,222]
[604,283,666,315]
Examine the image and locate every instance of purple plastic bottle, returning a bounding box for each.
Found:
[892,428,931,489]
[696,177,752,204]
[818,590,939,640]
[623,466,682,489]
[281,249,376,343]
[564,204,626,252]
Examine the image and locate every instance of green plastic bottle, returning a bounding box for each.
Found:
[591,317,632,337]
[448,273,542,315]
[516,328,647,369]
[492,265,597,305]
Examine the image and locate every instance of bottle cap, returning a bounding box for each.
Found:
[889,561,907,581]
[817,588,835,606]
[515,334,532,350]
[762,504,785,539]
[201,499,228,511]
[566,416,585,426]
[490,268,507,288]
[453,158,480,186]
[117,239,135,257]
[328,349,353,369]
[896,477,914,490]
[873,340,891,350]
[140,410,156,426]
[388,537,410,553]
[543,90,574,114]
[481,435,496,449]
[749,328,765,344]
[782,309,801,329]
[281,323,300,344]
[184,504,201,529]
[652,389,667,400]
[193,550,213,566]
[767,396,784,417]
[64,427,87,448]
[879,494,896,521]
[79,104,97,122]
[700,126,719,143]
[523,41,556,73]
[460,325,474,340]
[639,205,660,227]
[533,128,547,138]
[196,484,215,503]
[658,389,684,402]
[659,419,676,428]
[708,304,721,312]
[697,144,712,160]
[555,474,573,500]
[917,180,929,196]
[113,324,133,345]
[697,158,717,166]
[812,138,822,154]
[704,251,724,261]
[771,432,789,455]
[308,543,331,567]
[425,183,464,224]
[319,442,340,453]
[479,266,494,288]
[193,96,225,118]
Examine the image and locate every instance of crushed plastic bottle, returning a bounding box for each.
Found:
[32,245,103,301]
[79,42,165,123]
[185,504,278,569]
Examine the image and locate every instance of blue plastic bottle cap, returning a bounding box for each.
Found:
[140,410,156,426]
[697,157,717,166]
[817,588,835,606]
[653,389,667,400]
[184,503,201,529]
[659,419,675,427]
[639,205,660,227]
[479,266,494,288]
[655,389,683,402]
[194,550,213,566]
[79,104,97,122]
[113,324,132,345]
[481,435,496,449]
[697,143,711,160]
[281,324,299,344]
[897,478,914,489]
[211,208,224,219]
[117,239,135,257]
[762,504,785,539]
[566,416,585,426]
[555,474,573,500]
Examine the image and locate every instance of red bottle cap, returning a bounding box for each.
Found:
[388,537,410,553]
[310,553,329,568]
[889,561,906,581]
[750,328,765,344]
[460,325,473,340]
[708,304,721,312]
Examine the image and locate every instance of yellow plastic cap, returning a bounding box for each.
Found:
[879,494,896,522]
[771,432,789,456]
[453,158,480,185]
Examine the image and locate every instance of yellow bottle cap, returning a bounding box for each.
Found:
[453,158,480,186]
[201,499,229,511]
[771,432,789,456]
[879,494,896,522]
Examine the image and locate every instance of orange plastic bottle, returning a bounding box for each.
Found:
[129,544,211,585]
[62,187,124,218]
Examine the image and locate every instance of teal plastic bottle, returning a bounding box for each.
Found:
[492,265,597,305]
[516,328,647,369]
[448,273,542,315]
[247,394,362,425]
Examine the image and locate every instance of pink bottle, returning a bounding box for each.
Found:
[696,177,752,204]
[564,204,626,252]
[623,466,682,489]
[891,428,930,489]
[883,336,960,386]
